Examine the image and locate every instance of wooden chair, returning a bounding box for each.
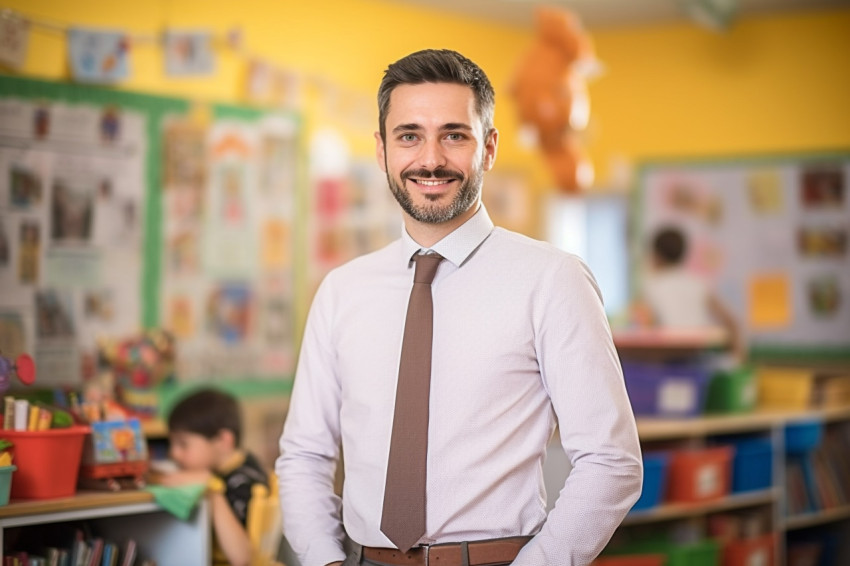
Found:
[247,474,285,566]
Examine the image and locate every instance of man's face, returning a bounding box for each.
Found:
[376,82,498,226]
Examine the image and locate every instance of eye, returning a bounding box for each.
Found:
[445,132,465,142]
[400,133,418,143]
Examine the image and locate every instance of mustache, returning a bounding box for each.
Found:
[401,168,464,182]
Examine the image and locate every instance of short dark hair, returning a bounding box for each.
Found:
[377,49,495,143]
[652,226,687,266]
[168,388,243,446]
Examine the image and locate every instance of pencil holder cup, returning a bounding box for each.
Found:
[0,465,16,505]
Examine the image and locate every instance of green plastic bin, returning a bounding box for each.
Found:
[705,366,757,414]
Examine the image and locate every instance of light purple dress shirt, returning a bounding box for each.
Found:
[277,205,642,566]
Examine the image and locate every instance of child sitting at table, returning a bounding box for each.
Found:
[157,388,269,566]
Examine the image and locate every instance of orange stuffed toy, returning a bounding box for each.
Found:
[511,6,598,192]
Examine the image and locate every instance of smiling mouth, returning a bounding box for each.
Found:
[413,178,455,187]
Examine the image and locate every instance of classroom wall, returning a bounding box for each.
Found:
[9,2,849,194]
[588,7,850,183]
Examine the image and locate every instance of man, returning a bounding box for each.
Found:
[277,49,642,566]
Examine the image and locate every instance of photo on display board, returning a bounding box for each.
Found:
[797,227,848,258]
[35,289,75,339]
[0,313,26,357]
[9,165,43,210]
[800,166,845,209]
[17,220,39,284]
[807,274,841,318]
[51,178,94,243]
[0,219,8,266]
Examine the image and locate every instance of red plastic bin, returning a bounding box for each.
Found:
[667,446,733,503]
[724,534,776,566]
[0,426,89,499]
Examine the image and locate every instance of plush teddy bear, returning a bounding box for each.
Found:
[510,6,598,192]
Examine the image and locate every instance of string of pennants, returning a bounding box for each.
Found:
[0,6,362,111]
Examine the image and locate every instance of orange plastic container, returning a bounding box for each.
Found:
[0,426,89,499]
[667,446,733,503]
[724,534,776,566]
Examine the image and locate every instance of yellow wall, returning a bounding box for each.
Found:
[589,8,850,183]
[6,2,850,191]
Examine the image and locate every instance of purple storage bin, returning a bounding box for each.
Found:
[622,360,711,417]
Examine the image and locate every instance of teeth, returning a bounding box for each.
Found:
[418,179,448,186]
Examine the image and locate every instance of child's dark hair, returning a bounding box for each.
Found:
[168,388,242,446]
[652,226,687,266]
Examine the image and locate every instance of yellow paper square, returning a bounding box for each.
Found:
[262,219,290,269]
[749,273,791,329]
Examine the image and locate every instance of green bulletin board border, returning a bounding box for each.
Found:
[0,75,298,393]
[632,150,850,364]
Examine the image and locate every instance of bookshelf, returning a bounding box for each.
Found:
[0,491,210,565]
[619,406,850,565]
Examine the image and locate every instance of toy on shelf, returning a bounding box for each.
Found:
[79,416,149,491]
[96,329,176,418]
[0,351,36,393]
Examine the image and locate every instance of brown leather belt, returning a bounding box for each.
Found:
[362,536,531,566]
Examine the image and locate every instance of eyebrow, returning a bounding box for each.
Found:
[391,122,474,135]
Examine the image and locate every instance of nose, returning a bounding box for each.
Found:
[417,137,447,171]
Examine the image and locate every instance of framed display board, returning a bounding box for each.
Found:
[634,152,850,361]
[0,75,301,386]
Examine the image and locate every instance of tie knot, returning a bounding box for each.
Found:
[413,253,443,284]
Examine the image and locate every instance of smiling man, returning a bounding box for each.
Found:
[277,49,642,566]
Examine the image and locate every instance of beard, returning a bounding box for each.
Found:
[385,160,484,225]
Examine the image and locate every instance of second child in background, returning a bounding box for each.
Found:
[157,388,269,566]
[637,225,746,362]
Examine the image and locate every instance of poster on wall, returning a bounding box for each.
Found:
[160,114,298,381]
[1,76,302,389]
[638,155,850,354]
[0,95,146,385]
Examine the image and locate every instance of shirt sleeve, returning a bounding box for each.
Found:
[276,275,347,566]
[514,256,643,565]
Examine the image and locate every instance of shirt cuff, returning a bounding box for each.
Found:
[303,539,347,566]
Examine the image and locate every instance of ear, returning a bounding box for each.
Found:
[375,131,387,173]
[482,128,499,172]
[214,428,236,449]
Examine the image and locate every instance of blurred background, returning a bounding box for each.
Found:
[0,0,849,564]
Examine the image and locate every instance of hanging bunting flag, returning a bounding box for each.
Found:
[0,9,30,69]
[164,30,214,76]
[68,28,130,84]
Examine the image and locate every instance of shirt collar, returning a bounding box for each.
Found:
[400,204,495,268]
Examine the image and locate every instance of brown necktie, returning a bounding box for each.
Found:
[381,253,443,552]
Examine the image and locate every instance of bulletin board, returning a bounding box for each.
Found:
[635,152,850,361]
[0,75,301,387]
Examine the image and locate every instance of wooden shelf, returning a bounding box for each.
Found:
[622,489,778,526]
[613,327,729,351]
[637,405,850,441]
[785,505,850,531]
[0,490,154,521]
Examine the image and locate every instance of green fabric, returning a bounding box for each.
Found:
[146,483,206,520]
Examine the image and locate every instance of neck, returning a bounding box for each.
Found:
[404,201,480,248]
[214,447,245,475]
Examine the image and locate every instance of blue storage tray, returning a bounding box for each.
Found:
[785,420,823,454]
[630,452,669,512]
[730,438,773,492]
